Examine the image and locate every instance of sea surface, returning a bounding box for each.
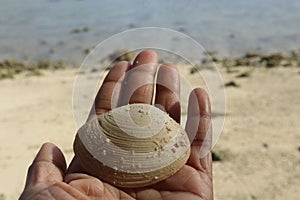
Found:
[1,0,300,64]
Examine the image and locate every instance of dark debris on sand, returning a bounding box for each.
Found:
[190,50,300,74]
[225,81,240,88]
[0,60,66,79]
[212,148,233,162]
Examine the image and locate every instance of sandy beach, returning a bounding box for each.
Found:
[0,59,299,199]
[1,1,300,199]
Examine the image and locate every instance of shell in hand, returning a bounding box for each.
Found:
[73,103,191,188]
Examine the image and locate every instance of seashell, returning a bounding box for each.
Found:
[73,103,190,188]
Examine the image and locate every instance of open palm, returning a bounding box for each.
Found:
[20,50,213,200]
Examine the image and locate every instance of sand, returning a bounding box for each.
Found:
[0,66,299,200]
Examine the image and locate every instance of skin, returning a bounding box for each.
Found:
[19,50,213,200]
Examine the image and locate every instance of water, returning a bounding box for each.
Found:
[0,0,300,64]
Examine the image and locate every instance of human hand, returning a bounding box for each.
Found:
[20,50,213,200]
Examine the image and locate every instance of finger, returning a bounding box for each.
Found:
[24,143,66,189]
[89,61,131,118]
[74,62,131,173]
[185,88,212,174]
[73,62,131,172]
[118,50,158,105]
[155,63,181,123]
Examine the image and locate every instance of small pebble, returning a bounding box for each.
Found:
[263,143,269,148]
[83,27,90,32]
[225,81,240,87]
[84,48,92,54]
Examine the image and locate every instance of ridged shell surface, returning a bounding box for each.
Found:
[74,103,190,188]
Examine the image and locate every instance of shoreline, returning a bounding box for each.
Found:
[1,50,299,80]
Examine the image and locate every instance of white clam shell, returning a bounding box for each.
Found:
[74,103,191,188]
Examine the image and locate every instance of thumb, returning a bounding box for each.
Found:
[23,143,66,190]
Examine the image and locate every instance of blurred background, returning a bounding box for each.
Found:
[0,0,299,200]
[1,0,300,63]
